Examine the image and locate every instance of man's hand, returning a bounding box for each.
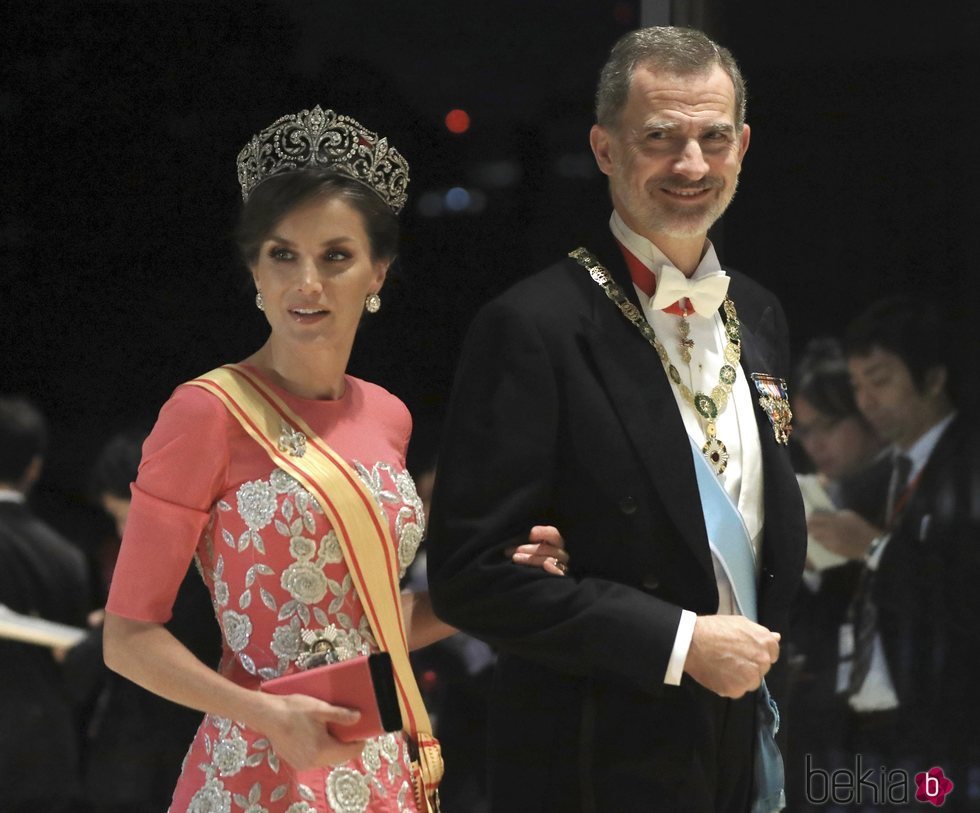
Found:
[808,509,881,560]
[683,615,780,698]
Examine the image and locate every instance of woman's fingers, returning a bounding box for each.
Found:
[528,524,564,547]
[511,544,567,563]
[309,703,365,764]
[312,702,361,726]
[510,551,567,575]
[504,525,570,574]
[541,555,568,576]
[509,546,568,575]
[263,695,366,769]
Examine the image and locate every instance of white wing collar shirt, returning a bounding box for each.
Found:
[610,211,766,685]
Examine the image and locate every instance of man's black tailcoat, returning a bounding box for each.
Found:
[428,232,806,812]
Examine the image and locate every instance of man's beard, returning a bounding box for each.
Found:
[625,175,738,238]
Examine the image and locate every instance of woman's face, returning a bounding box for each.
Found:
[250,194,388,350]
[792,395,881,481]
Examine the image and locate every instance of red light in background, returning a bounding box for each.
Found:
[613,2,634,25]
[445,109,471,134]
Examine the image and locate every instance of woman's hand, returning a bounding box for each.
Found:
[250,692,365,771]
[104,613,367,770]
[507,525,569,576]
[404,525,570,651]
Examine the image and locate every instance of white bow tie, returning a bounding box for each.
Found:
[649,264,730,315]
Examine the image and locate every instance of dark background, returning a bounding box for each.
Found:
[2,1,978,547]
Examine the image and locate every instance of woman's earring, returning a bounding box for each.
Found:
[255,292,265,311]
[364,293,381,314]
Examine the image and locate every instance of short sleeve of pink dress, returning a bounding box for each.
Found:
[106,369,425,813]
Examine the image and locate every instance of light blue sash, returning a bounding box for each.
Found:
[687,436,786,813]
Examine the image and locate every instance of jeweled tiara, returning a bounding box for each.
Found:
[236,106,410,214]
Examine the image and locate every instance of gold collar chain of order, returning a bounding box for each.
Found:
[569,247,741,475]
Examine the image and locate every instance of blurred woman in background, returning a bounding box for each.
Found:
[784,338,888,810]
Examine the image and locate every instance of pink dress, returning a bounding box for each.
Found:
[106,369,424,813]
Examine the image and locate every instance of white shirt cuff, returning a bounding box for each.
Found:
[664,609,697,685]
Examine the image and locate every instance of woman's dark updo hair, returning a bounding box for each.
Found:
[793,337,865,422]
[236,169,399,268]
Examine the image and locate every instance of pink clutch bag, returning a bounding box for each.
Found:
[260,652,403,742]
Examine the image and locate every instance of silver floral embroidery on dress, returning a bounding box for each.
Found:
[192,717,285,811]
[214,578,230,608]
[221,610,253,653]
[211,554,230,609]
[235,480,278,554]
[270,617,303,662]
[281,557,330,604]
[186,775,232,813]
[326,766,371,813]
[352,462,425,578]
[361,739,382,774]
[397,781,411,811]
[213,727,249,777]
[187,465,418,810]
[237,480,277,530]
[270,468,304,495]
[233,782,270,813]
[320,529,344,564]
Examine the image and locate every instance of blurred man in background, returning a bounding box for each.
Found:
[818,297,978,808]
[0,395,90,813]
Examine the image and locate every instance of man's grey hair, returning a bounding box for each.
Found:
[595,26,747,130]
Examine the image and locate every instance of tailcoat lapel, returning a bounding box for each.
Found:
[728,279,806,619]
[576,233,715,582]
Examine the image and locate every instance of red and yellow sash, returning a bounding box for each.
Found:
[186,364,442,811]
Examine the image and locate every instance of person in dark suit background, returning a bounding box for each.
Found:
[63,429,222,813]
[0,395,90,813]
[783,339,889,809]
[427,26,806,813]
[818,297,978,808]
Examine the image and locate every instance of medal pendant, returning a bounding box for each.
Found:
[702,436,729,475]
[678,314,694,364]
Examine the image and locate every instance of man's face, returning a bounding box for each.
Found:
[848,348,943,449]
[591,64,749,242]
